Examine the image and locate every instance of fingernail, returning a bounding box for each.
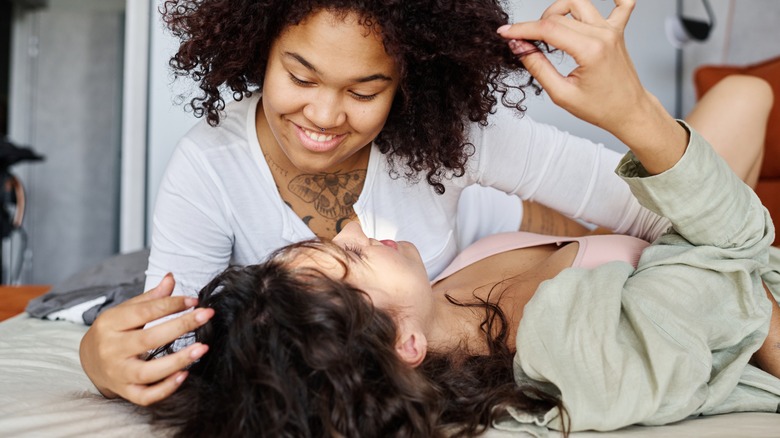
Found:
[175,371,188,384]
[510,39,537,56]
[190,343,208,359]
[194,308,213,323]
[497,24,511,34]
[184,297,198,308]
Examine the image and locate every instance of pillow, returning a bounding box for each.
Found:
[694,55,780,179]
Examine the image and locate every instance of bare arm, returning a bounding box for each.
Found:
[752,284,780,378]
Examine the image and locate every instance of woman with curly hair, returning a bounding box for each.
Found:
[146,246,568,437]
[80,0,770,408]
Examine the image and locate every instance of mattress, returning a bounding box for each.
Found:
[1,314,779,437]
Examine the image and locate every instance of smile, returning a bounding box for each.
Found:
[293,123,346,153]
[302,128,336,143]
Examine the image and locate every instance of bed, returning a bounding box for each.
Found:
[1,315,779,436]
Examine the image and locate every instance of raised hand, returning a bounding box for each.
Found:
[78,274,214,406]
[499,0,687,174]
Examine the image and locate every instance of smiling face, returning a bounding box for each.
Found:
[259,9,400,174]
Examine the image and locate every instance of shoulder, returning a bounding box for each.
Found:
[466,105,572,157]
[178,94,260,156]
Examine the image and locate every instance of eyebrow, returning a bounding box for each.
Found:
[283,51,393,83]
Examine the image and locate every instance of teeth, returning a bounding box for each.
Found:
[304,129,335,142]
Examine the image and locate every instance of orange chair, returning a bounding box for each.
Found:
[695,56,780,246]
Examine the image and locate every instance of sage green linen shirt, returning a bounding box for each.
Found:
[504,124,780,433]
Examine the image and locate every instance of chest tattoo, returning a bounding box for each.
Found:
[264,153,289,178]
[288,170,366,219]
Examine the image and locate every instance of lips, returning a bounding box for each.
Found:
[293,123,346,153]
[380,239,398,250]
[302,129,336,142]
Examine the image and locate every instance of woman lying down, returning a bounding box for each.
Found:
[144,129,780,436]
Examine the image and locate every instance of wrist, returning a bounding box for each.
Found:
[613,92,689,174]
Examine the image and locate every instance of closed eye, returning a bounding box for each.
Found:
[290,73,378,101]
[343,244,365,260]
[349,91,378,101]
[289,73,314,86]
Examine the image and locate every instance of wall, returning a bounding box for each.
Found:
[144,0,197,245]
[7,0,125,284]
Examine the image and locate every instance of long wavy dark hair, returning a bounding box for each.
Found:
[161,0,540,193]
[147,241,567,437]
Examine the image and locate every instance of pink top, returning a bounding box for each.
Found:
[432,232,650,283]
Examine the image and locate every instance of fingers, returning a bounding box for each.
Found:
[97,295,197,332]
[117,339,209,406]
[541,0,635,30]
[541,0,603,24]
[100,277,200,331]
[142,273,176,299]
[498,18,593,61]
[499,0,634,45]
[124,371,189,407]
[80,269,216,406]
[507,39,571,96]
[129,273,176,304]
[126,307,215,355]
[123,294,203,330]
[608,0,636,28]
[123,341,209,386]
[83,308,213,405]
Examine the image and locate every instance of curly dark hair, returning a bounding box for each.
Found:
[161,0,539,193]
[147,241,566,437]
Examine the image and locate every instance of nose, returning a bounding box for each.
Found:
[333,221,369,247]
[303,90,347,130]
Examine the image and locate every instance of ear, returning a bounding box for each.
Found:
[395,331,427,368]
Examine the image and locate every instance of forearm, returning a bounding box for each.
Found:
[752,283,780,378]
[619,125,769,249]
[609,92,689,176]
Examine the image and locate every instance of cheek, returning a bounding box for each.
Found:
[262,68,303,117]
[349,99,394,136]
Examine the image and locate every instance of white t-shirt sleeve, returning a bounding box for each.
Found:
[145,139,235,298]
[469,108,670,242]
[456,185,523,251]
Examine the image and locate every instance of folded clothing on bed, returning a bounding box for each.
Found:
[25,248,150,325]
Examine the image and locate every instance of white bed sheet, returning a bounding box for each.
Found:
[1,314,779,437]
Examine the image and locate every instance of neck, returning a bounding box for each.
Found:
[424,285,513,356]
[423,243,582,355]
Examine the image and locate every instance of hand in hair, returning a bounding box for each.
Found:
[498,0,687,175]
[79,274,213,406]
